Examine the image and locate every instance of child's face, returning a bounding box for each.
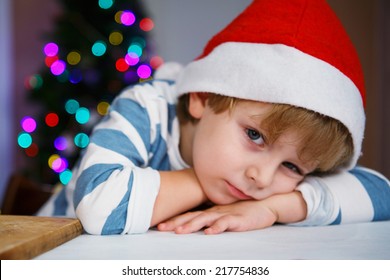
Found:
[190,97,316,205]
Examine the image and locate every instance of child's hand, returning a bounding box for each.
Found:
[157,200,278,234]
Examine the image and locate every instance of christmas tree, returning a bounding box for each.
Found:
[18,0,162,185]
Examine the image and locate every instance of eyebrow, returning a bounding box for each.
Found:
[249,114,319,174]
[298,158,319,175]
[249,114,277,145]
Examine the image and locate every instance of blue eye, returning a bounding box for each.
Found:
[246,128,265,145]
[283,162,302,175]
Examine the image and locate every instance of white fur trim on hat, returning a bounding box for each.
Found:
[154,62,184,82]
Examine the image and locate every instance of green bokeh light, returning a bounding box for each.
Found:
[75,107,90,124]
[74,133,89,148]
[17,132,33,148]
[92,41,107,56]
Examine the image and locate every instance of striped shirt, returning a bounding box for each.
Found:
[37,79,390,234]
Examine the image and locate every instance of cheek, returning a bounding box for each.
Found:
[193,133,238,169]
[192,139,221,174]
[271,175,301,194]
[192,132,235,186]
[192,125,229,163]
[191,133,213,177]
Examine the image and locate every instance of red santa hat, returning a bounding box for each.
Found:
[175,0,366,169]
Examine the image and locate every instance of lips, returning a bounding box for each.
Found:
[226,181,252,200]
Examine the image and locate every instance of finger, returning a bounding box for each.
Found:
[174,212,221,234]
[157,211,203,231]
[158,212,201,231]
[204,215,242,235]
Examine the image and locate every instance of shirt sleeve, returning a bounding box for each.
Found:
[291,166,390,226]
[73,82,171,235]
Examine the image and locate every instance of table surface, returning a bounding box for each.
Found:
[0,215,82,260]
[35,221,390,260]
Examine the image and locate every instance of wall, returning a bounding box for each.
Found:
[12,0,61,175]
[143,0,251,64]
[328,0,389,177]
[379,0,390,176]
[0,0,13,204]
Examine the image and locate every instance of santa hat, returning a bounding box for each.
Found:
[175,0,366,169]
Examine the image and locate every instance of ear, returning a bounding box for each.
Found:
[188,92,209,119]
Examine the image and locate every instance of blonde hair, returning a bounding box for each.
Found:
[177,93,354,174]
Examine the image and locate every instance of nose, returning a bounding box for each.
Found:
[245,163,276,188]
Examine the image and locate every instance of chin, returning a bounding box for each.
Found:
[208,195,236,205]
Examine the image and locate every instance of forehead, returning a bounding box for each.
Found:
[233,100,272,115]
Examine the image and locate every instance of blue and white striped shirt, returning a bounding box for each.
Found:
[37,79,390,234]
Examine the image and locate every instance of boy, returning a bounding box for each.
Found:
[38,0,390,235]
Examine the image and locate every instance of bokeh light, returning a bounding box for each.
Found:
[115,58,129,72]
[150,56,164,69]
[75,107,90,124]
[124,70,138,83]
[59,169,73,185]
[98,0,114,9]
[128,44,142,57]
[25,143,39,157]
[109,31,123,45]
[24,74,43,90]
[43,42,59,57]
[45,112,59,127]
[65,99,80,114]
[54,136,68,151]
[17,132,32,148]
[114,11,123,24]
[56,70,69,83]
[125,52,140,66]
[137,64,152,79]
[131,36,146,48]
[69,69,83,84]
[120,10,135,26]
[67,51,81,65]
[92,41,107,56]
[48,154,60,169]
[21,116,37,133]
[19,0,157,185]
[140,18,154,31]
[50,60,66,76]
[97,101,110,115]
[74,133,89,148]
[51,157,68,173]
[45,56,59,68]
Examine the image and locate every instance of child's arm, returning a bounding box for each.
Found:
[157,191,306,234]
[151,169,207,226]
[158,166,390,234]
[291,166,390,226]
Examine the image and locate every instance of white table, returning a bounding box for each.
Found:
[36,221,390,259]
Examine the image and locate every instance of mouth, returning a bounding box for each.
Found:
[226,181,252,200]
